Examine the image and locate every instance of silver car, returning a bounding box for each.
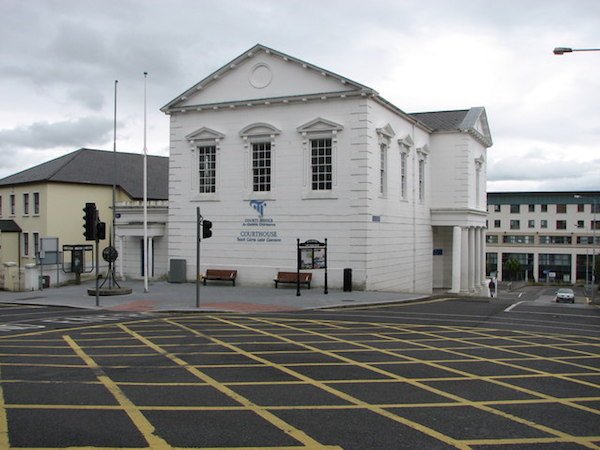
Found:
[555,288,575,303]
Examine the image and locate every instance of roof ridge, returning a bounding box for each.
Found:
[46,148,86,181]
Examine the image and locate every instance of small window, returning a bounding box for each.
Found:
[510,204,520,214]
[577,204,585,212]
[400,152,407,200]
[23,193,29,215]
[556,204,567,214]
[10,194,16,216]
[0,195,2,216]
[576,220,584,228]
[33,192,40,215]
[494,219,501,228]
[23,232,29,256]
[494,204,501,212]
[528,204,535,212]
[541,219,548,229]
[541,204,548,212]
[556,220,567,230]
[418,159,425,202]
[510,220,520,230]
[528,219,535,228]
[33,232,39,256]
[379,143,387,196]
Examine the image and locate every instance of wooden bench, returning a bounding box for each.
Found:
[202,269,237,286]
[274,271,312,289]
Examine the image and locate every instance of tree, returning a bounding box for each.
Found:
[505,257,522,281]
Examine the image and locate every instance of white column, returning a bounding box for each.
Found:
[570,252,577,285]
[533,252,539,282]
[450,226,462,293]
[117,236,124,279]
[461,227,469,293]
[468,227,475,292]
[480,228,486,287]
[474,227,482,288]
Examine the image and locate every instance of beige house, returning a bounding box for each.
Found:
[0,148,168,288]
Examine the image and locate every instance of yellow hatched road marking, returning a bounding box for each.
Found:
[63,335,171,450]
[245,317,599,449]
[0,368,10,449]
[185,317,470,450]
[324,297,453,311]
[118,324,338,450]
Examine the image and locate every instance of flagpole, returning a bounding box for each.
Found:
[111,80,118,288]
[143,72,149,293]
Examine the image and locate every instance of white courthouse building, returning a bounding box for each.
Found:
[161,44,493,294]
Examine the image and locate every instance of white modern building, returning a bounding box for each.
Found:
[486,191,600,284]
[161,44,493,294]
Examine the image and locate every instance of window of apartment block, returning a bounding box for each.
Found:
[252,142,272,192]
[592,220,600,230]
[33,192,40,214]
[23,193,29,215]
[541,219,548,229]
[528,219,535,228]
[593,203,600,214]
[494,219,501,228]
[198,145,217,193]
[577,220,584,229]
[541,204,548,212]
[0,195,2,216]
[503,235,535,244]
[23,232,29,256]
[556,204,567,214]
[10,194,15,216]
[556,220,567,230]
[493,204,501,212]
[528,204,535,212]
[486,235,498,244]
[540,235,572,245]
[33,232,39,256]
[510,204,520,214]
[577,204,585,212]
[510,220,520,230]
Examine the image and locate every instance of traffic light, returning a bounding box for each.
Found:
[83,203,97,241]
[202,219,213,239]
[97,221,106,240]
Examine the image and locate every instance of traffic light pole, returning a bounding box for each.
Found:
[196,207,201,308]
[95,237,100,307]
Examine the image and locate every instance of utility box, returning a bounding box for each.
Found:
[168,259,187,283]
[343,268,352,292]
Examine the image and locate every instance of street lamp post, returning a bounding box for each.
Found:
[554,47,600,55]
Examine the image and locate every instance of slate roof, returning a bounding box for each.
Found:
[0,148,168,200]
[0,220,22,232]
[409,110,470,131]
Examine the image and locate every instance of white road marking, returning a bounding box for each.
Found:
[504,301,525,312]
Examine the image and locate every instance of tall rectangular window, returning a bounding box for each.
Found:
[0,195,2,216]
[10,194,15,216]
[33,192,40,214]
[23,193,29,215]
[400,152,407,199]
[379,143,387,196]
[252,142,271,192]
[418,159,425,202]
[198,146,216,193]
[33,232,39,256]
[311,138,332,191]
[23,232,29,256]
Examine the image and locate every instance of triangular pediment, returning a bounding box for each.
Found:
[296,117,344,134]
[459,107,493,147]
[186,127,225,142]
[162,44,375,112]
[376,123,396,139]
[398,134,414,148]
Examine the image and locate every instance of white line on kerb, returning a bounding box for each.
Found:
[504,301,525,312]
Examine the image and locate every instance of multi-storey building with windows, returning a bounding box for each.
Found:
[486,191,600,283]
[162,44,493,293]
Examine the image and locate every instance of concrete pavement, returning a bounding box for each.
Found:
[0,280,429,312]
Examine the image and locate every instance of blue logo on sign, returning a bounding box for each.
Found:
[250,200,267,217]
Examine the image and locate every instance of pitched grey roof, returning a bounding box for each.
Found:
[0,220,22,232]
[0,148,168,200]
[409,109,470,131]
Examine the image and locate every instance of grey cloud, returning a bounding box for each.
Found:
[0,117,113,150]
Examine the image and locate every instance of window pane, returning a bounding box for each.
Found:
[311,138,332,190]
[198,146,216,193]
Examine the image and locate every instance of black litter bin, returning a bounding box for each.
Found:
[343,268,352,292]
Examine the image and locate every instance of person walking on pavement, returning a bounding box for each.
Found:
[489,278,496,298]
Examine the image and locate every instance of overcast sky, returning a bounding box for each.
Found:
[1,0,599,192]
